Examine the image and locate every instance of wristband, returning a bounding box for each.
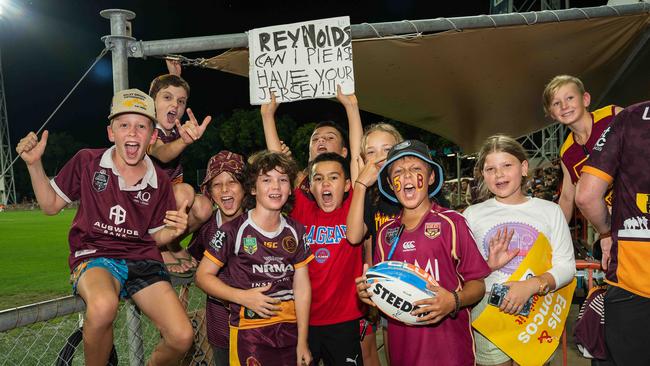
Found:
[450,291,460,318]
[599,231,611,239]
[355,180,369,189]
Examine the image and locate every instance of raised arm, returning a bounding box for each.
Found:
[336,86,362,182]
[260,93,283,152]
[347,156,378,244]
[16,131,67,215]
[558,161,575,222]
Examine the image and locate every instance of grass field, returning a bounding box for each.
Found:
[0,209,74,309]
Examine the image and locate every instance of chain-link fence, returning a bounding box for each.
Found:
[0,277,211,366]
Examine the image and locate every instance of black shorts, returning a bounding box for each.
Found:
[605,286,650,366]
[309,319,363,366]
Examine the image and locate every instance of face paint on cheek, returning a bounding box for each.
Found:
[416,173,425,191]
[392,176,402,192]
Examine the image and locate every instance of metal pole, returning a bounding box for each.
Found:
[100,9,135,92]
[121,3,650,58]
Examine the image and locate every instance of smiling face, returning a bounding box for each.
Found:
[482,151,528,204]
[548,83,591,127]
[387,156,434,209]
[107,113,156,167]
[363,130,398,168]
[208,171,245,220]
[252,167,292,212]
[154,85,188,132]
[309,126,347,161]
[309,160,351,213]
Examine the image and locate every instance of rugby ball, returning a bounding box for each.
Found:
[365,261,438,325]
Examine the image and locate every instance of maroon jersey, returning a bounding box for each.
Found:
[204,211,313,329]
[188,210,231,348]
[50,147,175,271]
[291,189,365,326]
[375,203,491,366]
[560,105,616,185]
[583,101,650,298]
[150,125,183,182]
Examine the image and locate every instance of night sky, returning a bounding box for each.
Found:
[1,0,605,148]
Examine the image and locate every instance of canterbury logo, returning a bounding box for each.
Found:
[403,241,416,250]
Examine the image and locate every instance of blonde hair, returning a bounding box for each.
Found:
[360,123,403,160]
[475,135,529,202]
[542,75,586,116]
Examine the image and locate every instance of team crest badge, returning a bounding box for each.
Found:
[243,236,257,255]
[282,236,297,253]
[424,222,441,239]
[385,227,400,244]
[92,170,109,192]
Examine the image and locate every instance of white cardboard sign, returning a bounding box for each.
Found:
[248,16,355,105]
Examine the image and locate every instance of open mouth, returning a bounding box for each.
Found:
[321,190,333,204]
[316,144,328,153]
[125,142,140,159]
[166,110,177,125]
[403,183,416,197]
[495,181,509,189]
[219,196,234,210]
[268,193,283,202]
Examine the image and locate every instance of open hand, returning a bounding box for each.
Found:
[487,227,519,271]
[261,92,280,118]
[356,156,381,188]
[240,283,281,318]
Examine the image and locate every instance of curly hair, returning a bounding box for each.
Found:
[242,150,299,213]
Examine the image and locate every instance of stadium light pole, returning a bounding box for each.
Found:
[0,0,17,206]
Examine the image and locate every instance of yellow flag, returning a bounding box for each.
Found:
[472,233,576,366]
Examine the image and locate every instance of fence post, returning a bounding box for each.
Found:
[126,302,145,366]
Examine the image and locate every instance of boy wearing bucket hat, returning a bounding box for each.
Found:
[16,89,193,366]
[187,150,247,365]
[356,139,490,366]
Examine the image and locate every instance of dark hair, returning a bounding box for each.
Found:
[313,121,349,149]
[243,150,298,212]
[148,74,190,100]
[308,152,350,180]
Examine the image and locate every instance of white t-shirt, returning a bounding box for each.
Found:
[463,197,576,291]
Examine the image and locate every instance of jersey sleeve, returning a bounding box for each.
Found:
[50,150,87,203]
[148,179,176,234]
[547,204,577,288]
[293,223,313,268]
[582,112,624,184]
[204,227,232,268]
[454,215,491,282]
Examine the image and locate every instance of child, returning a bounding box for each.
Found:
[356,139,491,366]
[542,75,622,222]
[260,87,363,189]
[148,73,213,273]
[290,152,366,365]
[187,150,247,365]
[16,89,193,366]
[463,135,576,366]
[195,151,313,366]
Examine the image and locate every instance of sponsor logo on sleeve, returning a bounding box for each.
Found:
[210,230,226,251]
[593,126,611,152]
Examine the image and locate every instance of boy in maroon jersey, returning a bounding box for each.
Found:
[542,75,622,223]
[147,71,213,273]
[16,89,193,366]
[195,151,313,366]
[356,140,490,366]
